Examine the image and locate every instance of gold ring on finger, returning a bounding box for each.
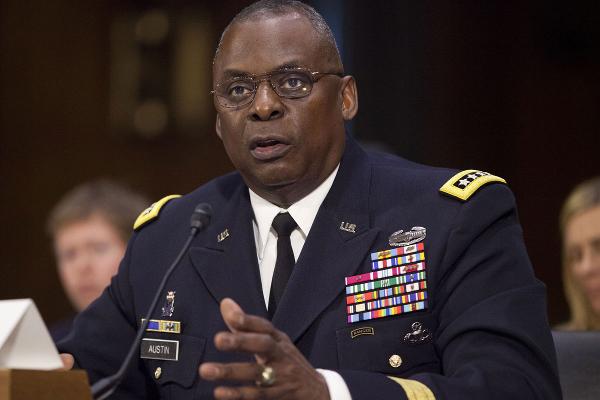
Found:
[256,365,276,387]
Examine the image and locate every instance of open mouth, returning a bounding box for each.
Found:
[250,138,291,161]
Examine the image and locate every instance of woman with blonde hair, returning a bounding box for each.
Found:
[559,177,600,330]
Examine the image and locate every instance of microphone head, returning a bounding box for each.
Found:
[190,203,212,230]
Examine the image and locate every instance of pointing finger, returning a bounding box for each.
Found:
[220,298,286,342]
[220,298,245,333]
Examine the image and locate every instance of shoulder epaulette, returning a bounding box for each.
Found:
[439,169,506,201]
[133,195,181,231]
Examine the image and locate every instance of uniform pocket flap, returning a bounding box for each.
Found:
[144,334,207,388]
[336,315,439,375]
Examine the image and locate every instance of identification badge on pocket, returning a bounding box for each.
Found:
[140,338,179,361]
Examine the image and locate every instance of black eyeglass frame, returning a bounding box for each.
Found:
[211,67,345,108]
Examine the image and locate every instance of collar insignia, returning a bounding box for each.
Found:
[340,222,357,233]
[217,229,230,242]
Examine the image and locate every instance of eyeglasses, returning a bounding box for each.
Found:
[211,67,344,108]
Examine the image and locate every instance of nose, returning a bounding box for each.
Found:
[72,250,94,277]
[579,247,600,276]
[248,81,284,121]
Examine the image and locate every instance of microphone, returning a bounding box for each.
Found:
[91,203,212,400]
[190,203,212,231]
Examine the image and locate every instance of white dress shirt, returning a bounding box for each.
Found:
[248,164,352,400]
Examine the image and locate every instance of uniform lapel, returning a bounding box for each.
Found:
[188,185,268,319]
[272,137,379,342]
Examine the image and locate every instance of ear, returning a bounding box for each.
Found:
[340,76,358,121]
[215,114,223,140]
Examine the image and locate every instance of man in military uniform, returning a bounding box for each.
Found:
[59,1,562,399]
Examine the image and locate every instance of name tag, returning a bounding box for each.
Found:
[140,338,179,361]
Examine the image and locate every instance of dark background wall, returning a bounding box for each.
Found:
[1,1,598,326]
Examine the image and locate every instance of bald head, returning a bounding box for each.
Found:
[214,0,343,71]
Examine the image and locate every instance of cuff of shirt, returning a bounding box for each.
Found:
[317,369,353,400]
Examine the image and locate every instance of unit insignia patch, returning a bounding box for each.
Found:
[350,326,375,339]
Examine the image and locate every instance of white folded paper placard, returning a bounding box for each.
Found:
[0,298,63,370]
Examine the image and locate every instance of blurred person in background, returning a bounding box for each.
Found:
[46,180,148,341]
[559,177,600,330]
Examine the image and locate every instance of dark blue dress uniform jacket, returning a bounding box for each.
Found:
[58,137,562,399]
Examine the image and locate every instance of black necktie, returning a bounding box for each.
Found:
[268,212,298,318]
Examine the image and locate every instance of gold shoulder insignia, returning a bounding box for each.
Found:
[388,377,435,400]
[133,195,181,231]
[439,169,506,201]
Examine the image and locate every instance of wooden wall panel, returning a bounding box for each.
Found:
[1,0,598,327]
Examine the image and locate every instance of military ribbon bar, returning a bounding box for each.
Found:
[141,318,182,334]
[345,243,429,324]
[346,278,427,304]
[371,251,425,271]
[347,301,428,323]
[347,290,428,314]
[346,271,427,297]
[370,242,424,261]
[345,261,426,286]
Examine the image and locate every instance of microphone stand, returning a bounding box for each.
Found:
[91,203,212,400]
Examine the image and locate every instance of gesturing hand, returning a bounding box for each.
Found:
[199,298,330,400]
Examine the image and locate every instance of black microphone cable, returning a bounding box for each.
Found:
[91,203,212,400]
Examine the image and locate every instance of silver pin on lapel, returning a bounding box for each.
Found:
[403,321,431,344]
[161,291,176,317]
[340,222,357,233]
[217,228,230,242]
